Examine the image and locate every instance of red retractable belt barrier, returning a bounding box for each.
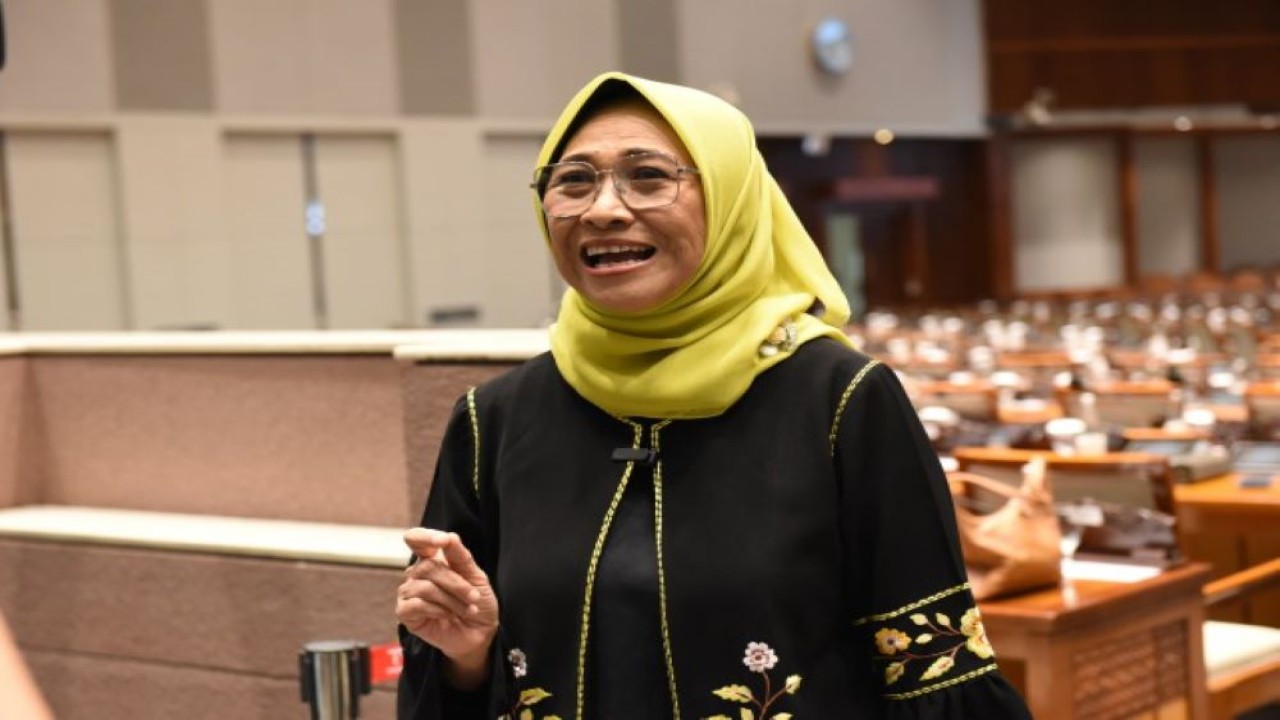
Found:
[368,640,404,684]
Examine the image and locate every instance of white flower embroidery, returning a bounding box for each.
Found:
[742,641,779,673]
[508,648,528,678]
[713,642,802,717]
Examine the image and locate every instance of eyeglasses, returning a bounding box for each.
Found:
[531,152,700,219]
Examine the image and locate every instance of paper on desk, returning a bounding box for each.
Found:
[1062,558,1162,583]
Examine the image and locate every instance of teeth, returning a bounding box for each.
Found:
[585,245,649,257]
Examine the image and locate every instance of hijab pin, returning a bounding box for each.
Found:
[759,319,798,358]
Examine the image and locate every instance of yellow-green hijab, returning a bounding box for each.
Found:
[538,72,853,419]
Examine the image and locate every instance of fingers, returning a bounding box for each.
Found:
[439,534,485,585]
[403,556,480,606]
[403,528,453,559]
[396,595,462,633]
[397,577,476,618]
[404,529,490,588]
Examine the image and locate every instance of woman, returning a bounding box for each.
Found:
[0,612,54,720]
[396,71,1031,719]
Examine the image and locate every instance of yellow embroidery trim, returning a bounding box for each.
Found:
[882,663,999,700]
[650,420,682,720]
[851,582,971,626]
[576,421,645,720]
[466,386,480,498]
[828,359,882,456]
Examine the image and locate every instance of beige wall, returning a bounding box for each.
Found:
[0,0,115,113]
[678,0,987,136]
[6,132,129,330]
[207,0,399,116]
[116,118,229,329]
[5,0,1273,330]
[0,0,988,330]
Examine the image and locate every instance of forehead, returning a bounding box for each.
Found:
[560,101,693,164]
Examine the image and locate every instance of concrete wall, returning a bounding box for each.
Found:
[1,541,400,720]
[0,348,521,720]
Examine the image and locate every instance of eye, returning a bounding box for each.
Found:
[550,168,595,187]
[626,162,677,182]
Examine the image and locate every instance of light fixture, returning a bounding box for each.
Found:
[1173,116,1193,131]
[873,128,895,145]
[801,133,831,156]
[810,17,854,76]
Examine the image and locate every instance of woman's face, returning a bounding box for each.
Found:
[546,102,706,314]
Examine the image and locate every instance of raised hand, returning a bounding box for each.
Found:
[396,528,499,689]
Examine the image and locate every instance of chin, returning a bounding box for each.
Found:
[582,286,672,315]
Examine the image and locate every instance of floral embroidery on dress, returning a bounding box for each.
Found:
[705,641,802,720]
[872,606,997,697]
[498,648,561,720]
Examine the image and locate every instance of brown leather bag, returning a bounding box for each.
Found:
[947,460,1062,600]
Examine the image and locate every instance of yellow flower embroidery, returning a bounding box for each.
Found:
[868,596,998,694]
[960,608,994,659]
[875,628,912,655]
[921,656,955,681]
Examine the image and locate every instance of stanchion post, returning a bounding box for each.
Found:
[299,640,371,720]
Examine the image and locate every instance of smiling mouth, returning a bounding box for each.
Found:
[582,244,656,269]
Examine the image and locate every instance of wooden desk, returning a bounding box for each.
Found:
[1175,473,1280,625]
[980,562,1212,720]
[1175,473,1280,535]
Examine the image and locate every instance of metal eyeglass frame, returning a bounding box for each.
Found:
[530,152,700,219]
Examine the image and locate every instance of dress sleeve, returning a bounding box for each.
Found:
[397,391,509,720]
[833,363,1032,719]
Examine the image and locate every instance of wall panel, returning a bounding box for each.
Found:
[394,0,475,115]
[116,118,229,330]
[479,136,556,327]
[0,0,115,113]
[1216,135,1280,272]
[109,0,214,112]
[1009,137,1124,291]
[471,0,618,121]
[209,0,397,116]
[984,0,1280,112]
[222,134,311,329]
[1134,137,1199,278]
[314,135,408,328]
[400,120,489,327]
[7,133,127,330]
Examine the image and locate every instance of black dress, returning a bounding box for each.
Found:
[398,338,1032,719]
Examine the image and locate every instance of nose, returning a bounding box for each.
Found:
[579,171,632,227]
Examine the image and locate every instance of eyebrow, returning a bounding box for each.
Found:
[559,147,664,163]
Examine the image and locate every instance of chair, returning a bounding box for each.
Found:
[911,379,1000,422]
[1244,380,1280,441]
[995,350,1075,396]
[1201,557,1280,720]
[952,447,1176,516]
[1059,379,1180,430]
